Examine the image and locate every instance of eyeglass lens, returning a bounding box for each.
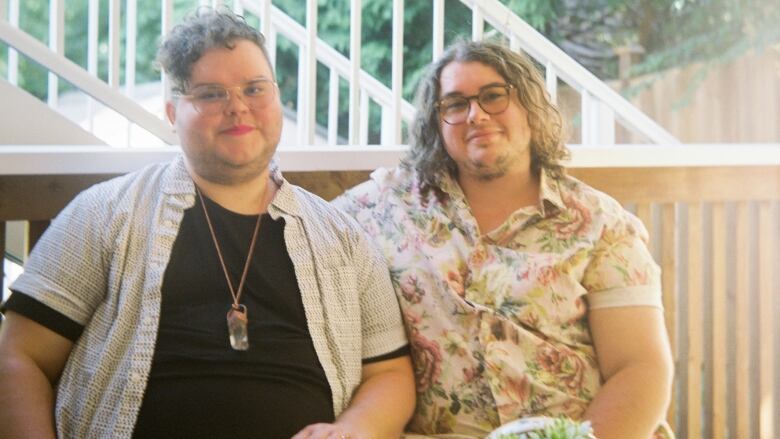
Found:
[439,85,511,124]
[188,79,276,115]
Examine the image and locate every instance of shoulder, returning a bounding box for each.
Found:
[556,174,648,239]
[333,165,423,214]
[75,160,176,209]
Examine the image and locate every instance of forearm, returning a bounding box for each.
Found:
[0,356,58,439]
[583,362,672,439]
[336,364,416,438]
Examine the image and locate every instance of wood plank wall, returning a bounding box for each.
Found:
[1,165,779,438]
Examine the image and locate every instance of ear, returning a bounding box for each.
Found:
[165,101,177,125]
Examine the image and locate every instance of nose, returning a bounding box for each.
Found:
[224,86,250,114]
[466,97,489,124]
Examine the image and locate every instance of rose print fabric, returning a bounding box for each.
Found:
[334,166,663,436]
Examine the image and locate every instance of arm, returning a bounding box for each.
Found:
[583,306,673,439]
[292,355,416,439]
[0,311,75,439]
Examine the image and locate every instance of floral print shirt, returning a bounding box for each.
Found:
[334,166,662,437]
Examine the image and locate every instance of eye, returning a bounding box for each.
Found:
[244,81,271,97]
[440,98,468,113]
[481,88,507,103]
[192,87,227,102]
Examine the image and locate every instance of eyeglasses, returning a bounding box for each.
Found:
[436,84,514,125]
[174,78,278,116]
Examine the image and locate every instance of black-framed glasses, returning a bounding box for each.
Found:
[174,78,278,116]
[436,84,514,125]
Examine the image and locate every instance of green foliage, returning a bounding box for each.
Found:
[494,417,594,439]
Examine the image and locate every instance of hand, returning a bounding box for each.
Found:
[290,422,361,439]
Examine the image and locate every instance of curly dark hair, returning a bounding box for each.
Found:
[156,6,271,94]
[404,39,569,186]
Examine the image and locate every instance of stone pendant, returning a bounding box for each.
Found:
[226,305,249,351]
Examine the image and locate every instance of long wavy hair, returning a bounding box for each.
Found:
[404,39,569,187]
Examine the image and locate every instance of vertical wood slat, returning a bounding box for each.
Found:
[758,201,775,439]
[687,203,703,439]
[27,221,50,254]
[661,203,678,431]
[0,221,5,299]
[359,91,370,145]
[711,203,728,439]
[348,0,362,145]
[635,203,652,242]
[735,202,751,439]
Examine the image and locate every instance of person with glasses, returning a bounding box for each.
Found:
[335,40,674,438]
[0,8,414,439]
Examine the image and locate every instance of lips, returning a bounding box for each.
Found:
[222,125,254,136]
[466,129,501,142]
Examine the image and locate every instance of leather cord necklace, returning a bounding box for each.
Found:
[196,186,262,351]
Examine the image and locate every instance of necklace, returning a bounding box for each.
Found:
[196,187,262,351]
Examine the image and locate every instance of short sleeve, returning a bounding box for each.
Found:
[352,225,408,359]
[9,188,110,324]
[583,210,663,310]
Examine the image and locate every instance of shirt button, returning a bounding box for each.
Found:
[130,372,142,382]
[143,316,155,326]
[163,220,175,228]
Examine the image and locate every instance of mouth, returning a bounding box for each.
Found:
[466,130,501,142]
[222,125,255,136]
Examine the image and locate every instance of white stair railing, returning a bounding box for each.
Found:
[0,20,177,145]
[458,0,679,145]
[0,0,677,148]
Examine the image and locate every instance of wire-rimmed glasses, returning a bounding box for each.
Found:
[174,78,278,116]
[436,84,514,125]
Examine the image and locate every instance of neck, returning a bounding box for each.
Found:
[457,167,540,233]
[188,166,277,215]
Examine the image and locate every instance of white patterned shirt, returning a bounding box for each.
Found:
[10,155,407,438]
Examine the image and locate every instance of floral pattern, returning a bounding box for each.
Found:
[335,167,662,437]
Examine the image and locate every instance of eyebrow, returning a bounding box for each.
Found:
[439,82,508,99]
[189,76,271,89]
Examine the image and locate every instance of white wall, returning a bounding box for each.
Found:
[0,78,104,145]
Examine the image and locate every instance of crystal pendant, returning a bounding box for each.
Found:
[226,305,249,351]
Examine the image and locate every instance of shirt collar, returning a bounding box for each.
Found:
[433,167,566,217]
[160,154,302,218]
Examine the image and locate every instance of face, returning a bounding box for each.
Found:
[438,61,532,182]
[166,39,282,185]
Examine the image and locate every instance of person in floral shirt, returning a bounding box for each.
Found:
[334,40,674,439]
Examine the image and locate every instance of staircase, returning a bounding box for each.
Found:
[0,0,677,149]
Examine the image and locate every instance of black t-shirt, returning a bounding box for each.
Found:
[132,196,334,438]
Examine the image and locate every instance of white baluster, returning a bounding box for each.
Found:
[108,0,120,90]
[47,0,64,108]
[348,0,361,145]
[328,67,339,145]
[390,0,404,144]
[359,91,369,145]
[126,0,137,145]
[87,0,99,132]
[7,0,18,86]
[545,61,557,105]
[471,4,483,41]
[303,0,317,145]
[432,0,444,60]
